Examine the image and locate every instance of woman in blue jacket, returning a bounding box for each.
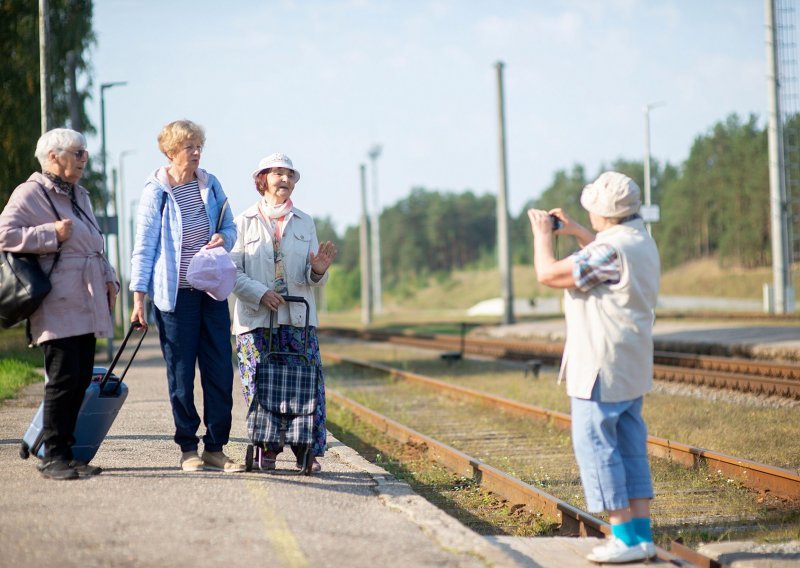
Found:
[129,119,243,473]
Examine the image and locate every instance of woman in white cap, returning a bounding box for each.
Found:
[231,153,337,473]
[527,171,660,564]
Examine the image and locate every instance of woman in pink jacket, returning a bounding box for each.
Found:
[0,128,118,480]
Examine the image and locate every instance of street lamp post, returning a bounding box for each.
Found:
[101,82,127,218]
[643,101,665,235]
[368,144,383,315]
[118,149,135,325]
[100,81,127,361]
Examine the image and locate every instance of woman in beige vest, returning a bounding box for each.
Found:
[528,171,660,564]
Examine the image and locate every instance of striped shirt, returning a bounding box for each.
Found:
[172,180,209,288]
[570,243,621,292]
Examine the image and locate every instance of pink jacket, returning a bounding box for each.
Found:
[0,172,118,344]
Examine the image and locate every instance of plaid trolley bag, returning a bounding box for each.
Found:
[245,295,318,475]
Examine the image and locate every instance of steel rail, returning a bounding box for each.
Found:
[328,387,707,566]
[322,351,800,500]
[319,327,800,398]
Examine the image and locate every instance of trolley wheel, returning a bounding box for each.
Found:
[19,442,30,460]
[301,447,313,476]
[245,444,254,472]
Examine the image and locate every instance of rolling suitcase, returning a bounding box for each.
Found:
[245,295,318,475]
[19,323,147,464]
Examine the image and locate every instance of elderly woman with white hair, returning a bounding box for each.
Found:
[0,128,119,480]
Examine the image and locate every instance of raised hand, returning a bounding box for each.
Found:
[309,241,338,276]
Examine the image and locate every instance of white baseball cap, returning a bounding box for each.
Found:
[580,171,641,218]
[251,153,300,182]
[186,247,237,301]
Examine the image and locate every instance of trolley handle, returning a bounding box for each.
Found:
[99,323,148,393]
[267,295,311,364]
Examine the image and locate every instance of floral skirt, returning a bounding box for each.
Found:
[236,325,326,457]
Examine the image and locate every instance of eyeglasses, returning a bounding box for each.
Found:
[61,148,89,160]
[182,144,203,153]
[268,168,296,180]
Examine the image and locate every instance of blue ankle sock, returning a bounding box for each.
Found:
[632,517,653,543]
[611,521,638,546]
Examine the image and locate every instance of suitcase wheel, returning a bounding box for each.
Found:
[245,444,254,472]
[19,442,30,460]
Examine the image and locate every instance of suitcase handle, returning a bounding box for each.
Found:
[99,323,148,393]
[266,295,311,364]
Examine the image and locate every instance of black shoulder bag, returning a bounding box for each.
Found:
[0,186,62,337]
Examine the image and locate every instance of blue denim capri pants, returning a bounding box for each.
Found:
[571,380,654,513]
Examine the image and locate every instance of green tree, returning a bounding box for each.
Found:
[1,0,97,206]
[659,114,769,269]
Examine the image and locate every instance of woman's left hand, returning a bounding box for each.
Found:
[106,282,118,313]
[309,241,338,276]
[206,233,225,249]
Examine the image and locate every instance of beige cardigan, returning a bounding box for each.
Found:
[230,202,328,335]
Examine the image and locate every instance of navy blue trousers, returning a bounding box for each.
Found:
[155,288,233,453]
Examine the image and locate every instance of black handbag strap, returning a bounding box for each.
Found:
[38,185,62,277]
[24,185,63,347]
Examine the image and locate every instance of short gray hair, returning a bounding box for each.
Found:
[34,128,87,168]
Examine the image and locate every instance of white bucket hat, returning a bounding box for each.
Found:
[251,152,300,182]
[580,171,641,218]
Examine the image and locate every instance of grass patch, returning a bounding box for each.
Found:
[0,358,42,401]
[0,328,44,402]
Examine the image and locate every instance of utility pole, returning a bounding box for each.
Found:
[112,168,123,328]
[359,164,372,325]
[39,0,49,134]
[100,81,127,360]
[643,101,665,235]
[765,0,793,314]
[495,61,514,325]
[368,145,383,315]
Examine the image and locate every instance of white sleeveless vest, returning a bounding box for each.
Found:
[560,218,660,402]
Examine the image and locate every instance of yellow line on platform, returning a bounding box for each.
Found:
[246,479,308,568]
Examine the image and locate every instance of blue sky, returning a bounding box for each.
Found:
[86,0,768,233]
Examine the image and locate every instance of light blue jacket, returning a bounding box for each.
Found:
[129,166,236,312]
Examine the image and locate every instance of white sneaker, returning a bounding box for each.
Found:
[640,541,657,559]
[586,537,648,564]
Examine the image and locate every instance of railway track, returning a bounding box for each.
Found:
[319,327,800,399]
[322,343,799,566]
[322,350,800,501]
[326,386,717,567]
